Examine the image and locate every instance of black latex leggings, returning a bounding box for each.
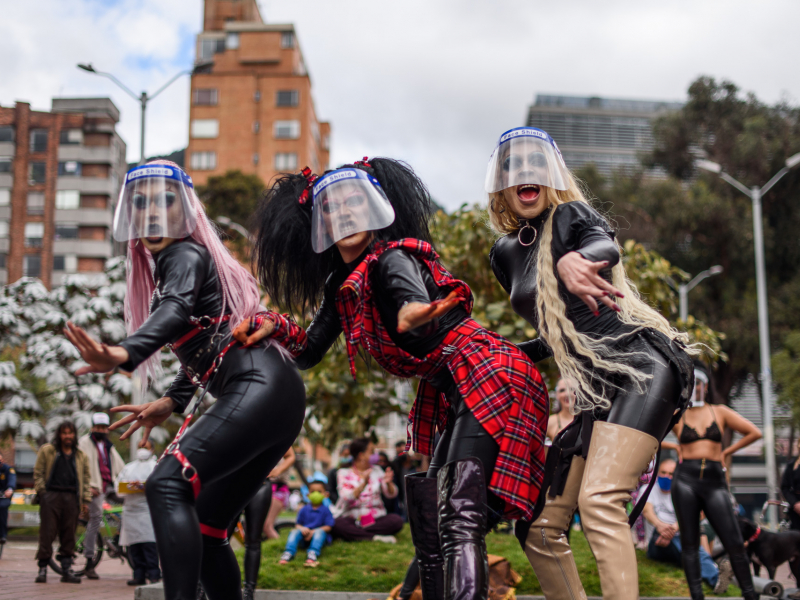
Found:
[146,344,305,600]
[604,333,682,439]
[241,480,273,589]
[672,460,757,600]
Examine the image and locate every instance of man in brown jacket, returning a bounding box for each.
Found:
[33,420,91,584]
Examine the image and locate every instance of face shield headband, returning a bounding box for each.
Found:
[114,164,198,242]
[310,168,395,253]
[485,127,571,193]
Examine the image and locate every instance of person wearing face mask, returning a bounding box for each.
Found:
[486,126,699,600]
[664,365,761,600]
[640,459,731,594]
[78,411,125,579]
[63,161,306,600]
[116,440,160,586]
[279,478,335,567]
[235,158,549,600]
[330,438,402,543]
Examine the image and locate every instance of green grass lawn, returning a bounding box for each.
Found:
[239,527,741,597]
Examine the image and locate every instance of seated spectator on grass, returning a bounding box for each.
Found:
[332,438,403,543]
[640,459,732,595]
[279,479,335,568]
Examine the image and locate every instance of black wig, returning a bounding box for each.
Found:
[252,157,435,316]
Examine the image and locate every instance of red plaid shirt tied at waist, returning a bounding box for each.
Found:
[263,238,548,520]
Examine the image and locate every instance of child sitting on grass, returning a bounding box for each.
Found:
[279,480,335,567]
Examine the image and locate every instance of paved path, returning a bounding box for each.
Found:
[0,540,136,600]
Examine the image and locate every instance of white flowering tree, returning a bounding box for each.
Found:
[0,257,180,448]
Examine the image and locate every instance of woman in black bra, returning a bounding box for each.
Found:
[667,365,761,600]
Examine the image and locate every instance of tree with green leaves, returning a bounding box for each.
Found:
[584,75,800,400]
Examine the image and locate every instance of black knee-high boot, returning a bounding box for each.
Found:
[437,458,489,600]
[405,472,444,600]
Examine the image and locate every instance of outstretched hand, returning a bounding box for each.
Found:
[556,252,625,316]
[397,291,461,334]
[110,397,177,443]
[232,317,276,347]
[63,322,129,375]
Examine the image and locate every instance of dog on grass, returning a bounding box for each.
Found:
[737,517,800,582]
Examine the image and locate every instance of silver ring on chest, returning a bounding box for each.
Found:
[518,224,538,247]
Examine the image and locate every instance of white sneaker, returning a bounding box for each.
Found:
[372,535,397,544]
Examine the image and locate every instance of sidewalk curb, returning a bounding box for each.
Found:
[134,585,747,600]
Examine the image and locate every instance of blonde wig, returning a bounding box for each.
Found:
[489,173,695,413]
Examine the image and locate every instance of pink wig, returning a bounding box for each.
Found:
[123,160,263,392]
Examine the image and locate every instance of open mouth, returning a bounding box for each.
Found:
[146,223,164,237]
[146,237,164,244]
[516,184,541,203]
[337,219,358,235]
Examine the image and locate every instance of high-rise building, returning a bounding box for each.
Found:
[0,98,127,288]
[526,94,683,175]
[186,0,330,187]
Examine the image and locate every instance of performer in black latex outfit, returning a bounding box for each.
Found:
[64,161,305,600]
[664,365,761,599]
[485,127,700,600]
[235,158,548,600]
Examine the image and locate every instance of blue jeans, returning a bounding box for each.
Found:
[647,533,718,587]
[284,529,328,558]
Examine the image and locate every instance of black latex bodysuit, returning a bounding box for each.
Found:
[490,202,684,440]
[298,246,503,493]
[119,240,306,600]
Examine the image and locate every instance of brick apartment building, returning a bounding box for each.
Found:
[186,0,330,187]
[0,98,127,288]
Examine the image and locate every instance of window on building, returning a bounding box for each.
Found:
[30,129,48,153]
[253,121,260,133]
[274,120,300,140]
[252,153,259,165]
[27,192,45,216]
[58,161,81,177]
[190,152,217,171]
[226,32,239,49]
[254,90,261,103]
[281,32,294,48]
[0,158,10,173]
[192,88,218,106]
[0,126,14,143]
[29,162,46,184]
[0,254,6,269]
[55,225,79,239]
[200,38,226,60]
[59,129,83,145]
[276,90,299,107]
[0,221,8,237]
[53,255,65,271]
[191,119,219,139]
[311,120,320,145]
[0,189,9,206]
[56,190,80,210]
[274,153,298,171]
[23,254,41,278]
[24,223,44,248]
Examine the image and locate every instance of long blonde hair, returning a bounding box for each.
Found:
[489,172,695,412]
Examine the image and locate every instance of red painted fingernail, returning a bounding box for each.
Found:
[594,311,600,317]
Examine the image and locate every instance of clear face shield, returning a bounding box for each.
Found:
[689,369,709,407]
[310,168,395,253]
[485,127,571,193]
[113,164,198,242]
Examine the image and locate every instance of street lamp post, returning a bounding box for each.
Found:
[678,265,723,323]
[696,153,800,527]
[77,62,212,164]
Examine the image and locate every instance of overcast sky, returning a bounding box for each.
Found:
[2,0,798,210]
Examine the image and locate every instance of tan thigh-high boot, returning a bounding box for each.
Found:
[577,421,658,600]
[523,456,587,600]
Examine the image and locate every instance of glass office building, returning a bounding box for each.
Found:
[526,94,683,175]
